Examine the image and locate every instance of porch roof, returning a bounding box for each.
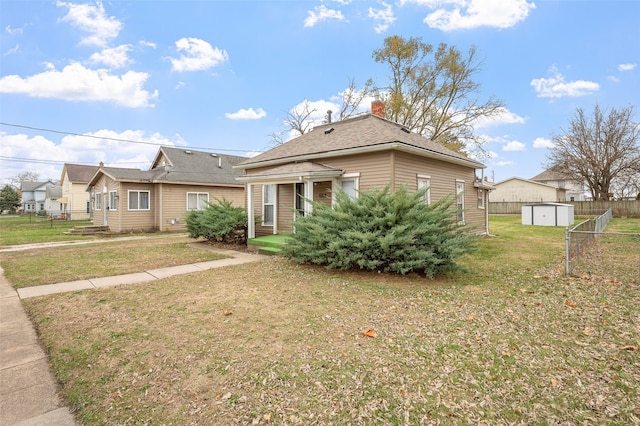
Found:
[237,161,343,183]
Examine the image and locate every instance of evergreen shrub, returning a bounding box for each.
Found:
[185,198,248,244]
[281,185,477,277]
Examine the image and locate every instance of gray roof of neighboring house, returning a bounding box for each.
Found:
[530,166,571,182]
[20,181,54,191]
[63,164,100,183]
[238,114,484,169]
[45,184,62,199]
[87,147,248,187]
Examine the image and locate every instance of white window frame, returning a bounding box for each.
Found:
[128,190,150,211]
[340,173,360,200]
[262,184,276,226]
[109,190,117,211]
[456,180,465,224]
[417,174,431,205]
[187,192,209,211]
[477,188,485,209]
[95,192,102,210]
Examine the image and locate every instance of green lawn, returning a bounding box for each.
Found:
[20,215,639,425]
[0,214,93,245]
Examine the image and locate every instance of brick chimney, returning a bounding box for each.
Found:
[371,100,385,118]
[99,161,104,168]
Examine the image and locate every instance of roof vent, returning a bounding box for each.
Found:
[400,127,410,133]
[324,127,334,134]
[210,153,217,157]
[185,150,192,154]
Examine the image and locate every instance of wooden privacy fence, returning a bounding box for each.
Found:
[489,201,640,217]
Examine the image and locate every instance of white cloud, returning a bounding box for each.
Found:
[89,44,132,69]
[474,107,526,129]
[225,107,267,120]
[503,140,525,151]
[402,0,535,31]
[168,37,228,72]
[5,25,25,35]
[617,63,637,72]
[4,44,20,56]
[304,5,347,28]
[530,67,599,98]
[57,0,123,47]
[0,62,157,107]
[495,160,514,166]
[608,75,621,83]
[532,137,554,149]
[139,41,157,49]
[245,150,263,158]
[368,2,396,33]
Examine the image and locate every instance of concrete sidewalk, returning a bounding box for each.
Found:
[0,248,267,425]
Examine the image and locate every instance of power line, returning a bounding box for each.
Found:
[0,122,254,153]
[0,156,150,167]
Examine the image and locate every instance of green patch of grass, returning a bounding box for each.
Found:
[19,216,640,424]
[0,238,226,288]
[0,215,94,245]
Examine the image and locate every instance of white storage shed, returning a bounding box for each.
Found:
[522,203,575,227]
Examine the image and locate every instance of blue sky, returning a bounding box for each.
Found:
[1,0,638,186]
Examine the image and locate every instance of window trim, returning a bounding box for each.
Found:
[477,188,485,210]
[109,190,118,211]
[95,192,102,211]
[262,184,276,226]
[186,192,210,211]
[340,172,360,200]
[456,180,465,224]
[128,190,150,211]
[417,174,431,205]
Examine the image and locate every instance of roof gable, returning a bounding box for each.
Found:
[62,164,100,184]
[238,114,483,169]
[494,177,561,190]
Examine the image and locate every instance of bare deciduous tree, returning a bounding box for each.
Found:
[372,36,504,156]
[548,103,640,201]
[9,171,40,188]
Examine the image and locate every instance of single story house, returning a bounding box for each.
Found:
[20,180,55,214]
[530,166,586,201]
[235,101,494,238]
[87,147,247,233]
[60,164,99,220]
[491,177,567,202]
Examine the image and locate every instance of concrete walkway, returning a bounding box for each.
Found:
[0,242,267,425]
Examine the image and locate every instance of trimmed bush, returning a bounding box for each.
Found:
[281,185,477,277]
[185,198,248,244]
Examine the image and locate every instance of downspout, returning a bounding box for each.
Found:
[103,185,108,226]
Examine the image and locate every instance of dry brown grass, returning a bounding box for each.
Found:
[23,235,640,425]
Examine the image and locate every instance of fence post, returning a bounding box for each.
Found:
[565,227,571,276]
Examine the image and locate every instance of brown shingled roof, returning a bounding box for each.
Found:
[63,164,100,183]
[238,114,483,169]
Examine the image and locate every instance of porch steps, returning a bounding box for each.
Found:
[247,235,291,256]
[64,225,110,236]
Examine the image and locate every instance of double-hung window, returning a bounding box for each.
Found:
[455,181,465,224]
[340,173,360,200]
[95,192,102,210]
[417,175,431,205]
[128,190,150,211]
[187,192,209,210]
[477,188,485,209]
[262,184,275,226]
[109,191,117,211]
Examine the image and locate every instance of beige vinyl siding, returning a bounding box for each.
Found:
[277,184,294,233]
[321,151,393,192]
[393,151,485,231]
[118,182,154,232]
[155,184,244,232]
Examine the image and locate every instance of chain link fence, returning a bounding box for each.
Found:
[565,209,640,281]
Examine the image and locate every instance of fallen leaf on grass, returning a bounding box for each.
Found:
[564,300,577,308]
[550,378,558,387]
[619,345,638,352]
[222,309,233,316]
[363,329,376,338]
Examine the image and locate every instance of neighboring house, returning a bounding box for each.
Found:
[530,166,586,201]
[60,164,99,220]
[87,147,247,233]
[20,180,55,214]
[236,101,494,238]
[44,183,64,217]
[491,177,567,202]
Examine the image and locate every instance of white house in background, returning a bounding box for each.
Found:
[20,180,55,213]
[530,166,586,201]
[44,183,64,217]
[491,177,567,202]
[60,163,99,219]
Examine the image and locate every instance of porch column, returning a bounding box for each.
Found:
[247,183,255,239]
[304,180,314,216]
